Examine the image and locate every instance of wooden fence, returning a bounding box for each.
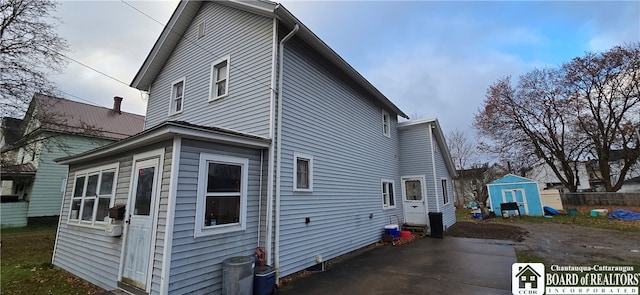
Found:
[561,192,640,206]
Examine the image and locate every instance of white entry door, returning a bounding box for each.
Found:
[402,176,427,225]
[121,157,159,290]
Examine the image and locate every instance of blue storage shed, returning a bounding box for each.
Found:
[486,174,544,216]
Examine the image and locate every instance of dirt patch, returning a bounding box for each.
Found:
[446,221,528,242]
[446,220,640,265]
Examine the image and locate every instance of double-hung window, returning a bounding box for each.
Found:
[69,164,118,226]
[441,178,450,205]
[209,55,230,101]
[382,110,391,137]
[170,78,185,115]
[195,153,248,237]
[381,180,395,209]
[293,152,313,192]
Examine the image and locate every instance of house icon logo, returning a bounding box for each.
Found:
[512,263,545,294]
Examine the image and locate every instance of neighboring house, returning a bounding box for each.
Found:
[585,151,640,191]
[486,174,544,216]
[525,159,591,192]
[452,163,507,206]
[0,94,144,227]
[52,1,457,294]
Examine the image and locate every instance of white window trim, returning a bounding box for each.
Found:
[382,109,391,138]
[381,179,396,210]
[293,152,313,192]
[209,55,230,102]
[441,178,450,205]
[169,77,186,116]
[67,162,119,229]
[194,153,249,237]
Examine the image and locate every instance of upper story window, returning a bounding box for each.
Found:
[170,78,185,115]
[209,55,230,101]
[381,180,395,209]
[69,163,118,226]
[382,110,390,137]
[293,152,313,192]
[441,178,450,205]
[195,153,248,237]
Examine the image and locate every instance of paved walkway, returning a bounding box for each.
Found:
[278,237,517,295]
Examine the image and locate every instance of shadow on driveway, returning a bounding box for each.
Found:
[278,237,516,295]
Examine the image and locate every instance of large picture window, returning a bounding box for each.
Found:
[195,153,248,237]
[69,164,118,226]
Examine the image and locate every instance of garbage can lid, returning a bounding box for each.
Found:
[223,256,254,266]
[255,265,275,274]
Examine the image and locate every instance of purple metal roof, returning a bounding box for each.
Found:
[33,94,144,140]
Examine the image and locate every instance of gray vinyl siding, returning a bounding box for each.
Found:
[167,139,266,294]
[53,155,132,291]
[432,136,456,229]
[398,124,456,229]
[144,2,273,137]
[28,133,113,217]
[276,36,403,277]
[53,142,172,292]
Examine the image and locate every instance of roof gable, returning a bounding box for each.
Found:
[129,0,408,119]
[397,118,457,176]
[490,174,537,185]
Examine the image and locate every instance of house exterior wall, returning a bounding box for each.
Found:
[398,124,456,229]
[526,160,591,192]
[276,36,404,277]
[28,133,113,218]
[144,1,273,137]
[167,139,265,294]
[53,141,172,291]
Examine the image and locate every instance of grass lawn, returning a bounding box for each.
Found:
[1,225,103,295]
[455,205,640,232]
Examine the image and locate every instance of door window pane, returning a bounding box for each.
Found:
[405,180,423,201]
[134,167,155,216]
[207,163,241,192]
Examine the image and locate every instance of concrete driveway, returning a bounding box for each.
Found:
[278,237,517,295]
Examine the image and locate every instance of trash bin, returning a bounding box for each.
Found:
[253,265,276,295]
[428,212,443,239]
[223,256,255,295]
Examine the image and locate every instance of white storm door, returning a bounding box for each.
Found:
[121,158,159,290]
[402,176,427,225]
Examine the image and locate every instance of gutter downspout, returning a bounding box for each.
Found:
[275,23,299,276]
[265,17,278,266]
[429,124,440,213]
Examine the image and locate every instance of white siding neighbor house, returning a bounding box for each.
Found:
[52,1,456,294]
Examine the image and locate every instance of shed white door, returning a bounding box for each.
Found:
[402,176,427,225]
[121,158,159,290]
[502,189,528,215]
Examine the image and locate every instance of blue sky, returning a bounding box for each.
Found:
[52,1,640,135]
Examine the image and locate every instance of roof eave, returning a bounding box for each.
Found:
[56,122,271,165]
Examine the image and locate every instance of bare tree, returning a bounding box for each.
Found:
[1,0,69,118]
[566,44,640,191]
[474,43,640,192]
[446,129,477,205]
